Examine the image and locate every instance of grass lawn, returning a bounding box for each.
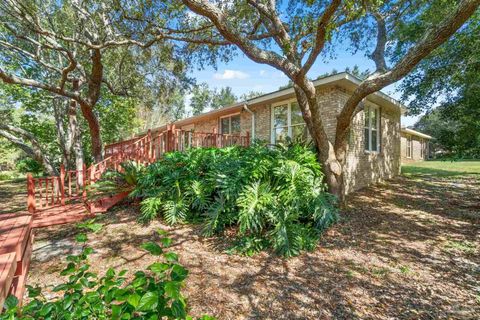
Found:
[402,160,480,177]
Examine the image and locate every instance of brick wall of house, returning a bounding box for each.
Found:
[193,117,218,133]
[400,134,428,162]
[239,85,401,194]
[246,103,271,142]
[342,96,401,193]
[184,85,401,194]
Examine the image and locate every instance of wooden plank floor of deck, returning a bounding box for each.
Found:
[31,203,95,228]
[0,203,95,309]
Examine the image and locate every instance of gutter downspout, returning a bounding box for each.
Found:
[243,104,255,141]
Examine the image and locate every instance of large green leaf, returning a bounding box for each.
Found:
[141,242,163,256]
[137,292,159,311]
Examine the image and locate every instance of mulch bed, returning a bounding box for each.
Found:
[29,174,480,319]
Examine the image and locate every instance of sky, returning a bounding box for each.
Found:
[188,49,420,127]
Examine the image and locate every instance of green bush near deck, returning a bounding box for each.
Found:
[133,142,338,257]
[0,231,214,320]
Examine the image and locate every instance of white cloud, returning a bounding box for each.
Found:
[259,70,266,76]
[213,69,250,80]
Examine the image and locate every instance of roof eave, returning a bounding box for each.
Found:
[401,128,433,139]
[170,72,407,127]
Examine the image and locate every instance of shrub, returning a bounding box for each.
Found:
[87,161,144,201]
[15,158,43,175]
[0,230,214,320]
[134,142,338,257]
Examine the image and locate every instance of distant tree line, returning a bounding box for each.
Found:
[401,11,480,158]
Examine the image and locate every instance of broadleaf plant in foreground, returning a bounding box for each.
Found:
[133,142,338,257]
[0,230,214,320]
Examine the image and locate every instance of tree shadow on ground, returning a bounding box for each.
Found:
[29,172,480,319]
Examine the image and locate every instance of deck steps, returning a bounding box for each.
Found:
[0,213,33,309]
[0,253,16,309]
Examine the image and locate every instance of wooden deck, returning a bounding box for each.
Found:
[32,203,94,228]
[0,203,96,309]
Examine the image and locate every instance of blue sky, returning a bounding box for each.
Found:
[188,49,419,127]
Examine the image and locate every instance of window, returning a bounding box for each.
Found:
[364,106,380,152]
[406,135,412,158]
[220,114,240,134]
[272,101,308,143]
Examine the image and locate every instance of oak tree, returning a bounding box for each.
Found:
[167,0,479,200]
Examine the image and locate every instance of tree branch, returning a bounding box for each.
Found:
[335,0,480,158]
[301,0,342,75]
[369,12,388,73]
[0,124,57,175]
[0,68,88,106]
[182,0,299,77]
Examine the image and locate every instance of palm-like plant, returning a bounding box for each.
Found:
[134,142,338,256]
[87,161,144,201]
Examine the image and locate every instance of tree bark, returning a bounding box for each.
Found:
[292,80,346,203]
[80,102,103,163]
[83,49,105,163]
[69,79,85,173]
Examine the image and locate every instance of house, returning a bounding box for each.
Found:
[400,128,433,162]
[146,72,407,194]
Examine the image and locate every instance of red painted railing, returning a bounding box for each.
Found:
[27,126,250,213]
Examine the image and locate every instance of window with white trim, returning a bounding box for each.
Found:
[364,106,380,152]
[220,114,240,134]
[406,135,412,158]
[272,101,308,143]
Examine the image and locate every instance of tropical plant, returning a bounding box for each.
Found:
[0,230,214,320]
[87,161,145,201]
[134,143,338,257]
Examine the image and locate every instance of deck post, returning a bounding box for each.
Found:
[82,163,87,201]
[27,173,36,213]
[246,131,250,146]
[171,124,176,151]
[147,129,152,163]
[60,164,65,206]
[166,124,172,152]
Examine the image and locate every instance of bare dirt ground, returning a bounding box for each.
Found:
[0,179,26,214]
[22,169,480,319]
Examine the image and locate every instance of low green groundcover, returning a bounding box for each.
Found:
[0,230,213,320]
[133,142,338,257]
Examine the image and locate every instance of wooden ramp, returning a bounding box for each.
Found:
[32,203,94,228]
[0,203,93,309]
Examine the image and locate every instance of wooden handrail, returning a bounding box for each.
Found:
[26,127,250,213]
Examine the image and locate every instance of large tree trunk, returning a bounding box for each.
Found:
[80,102,103,163]
[53,80,85,175]
[72,105,85,186]
[292,80,346,203]
[69,79,85,174]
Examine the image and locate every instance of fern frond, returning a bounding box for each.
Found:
[202,194,225,236]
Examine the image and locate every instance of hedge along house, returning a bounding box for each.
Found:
[400,128,433,162]
[151,72,406,194]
